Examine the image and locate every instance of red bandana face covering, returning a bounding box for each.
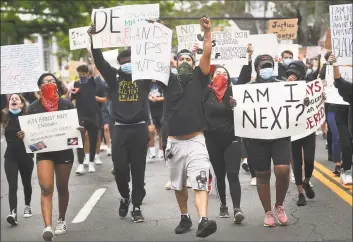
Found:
[209,75,228,102]
[41,83,59,112]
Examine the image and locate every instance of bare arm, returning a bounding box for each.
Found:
[199,17,212,75]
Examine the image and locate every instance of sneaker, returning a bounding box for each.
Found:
[165,181,172,190]
[219,205,230,218]
[42,226,54,241]
[119,198,130,217]
[296,193,307,206]
[158,149,164,159]
[264,211,275,227]
[100,144,107,151]
[241,159,250,172]
[83,157,89,166]
[94,157,103,165]
[6,209,18,226]
[302,182,315,199]
[107,148,112,156]
[233,208,245,224]
[131,207,145,223]
[54,219,67,235]
[149,154,156,159]
[88,162,96,173]
[250,177,257,186]
[75,164,85,175]
[340,169,353,185]
[23,205,32,218]
[333,165,341,176]
[175,215,192,234]
[273,205,288,225]
[196,217,217,238]
[186,180,192,188]
[309,181,313,188]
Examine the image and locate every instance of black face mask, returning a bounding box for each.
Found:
[177,62,193,85]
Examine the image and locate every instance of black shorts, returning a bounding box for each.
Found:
[148,115,162,129]
[36,149,74,164]
[246,137,291,172]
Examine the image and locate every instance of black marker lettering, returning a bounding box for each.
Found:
[259,107,268,129]
[242,109,257,128]
[284,83,300,102]
[271,107,282,130]
[94,11,107,34]
[110,9,121,33]
[243,90,254,103]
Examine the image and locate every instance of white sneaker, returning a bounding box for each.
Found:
[88,162,96,173]
[75,164,85,175]
[165,181,172,190]
[23,205,32,218]
[250,177,257,186]
[42,226,54,241]
[83,157,89,166]
[54,219,67,235]
[107,148,112,156]
[309,181,313,188]
[241,159,250,172]
[158,149,164,159]
[340,169,353,185]
[94,157,103,165]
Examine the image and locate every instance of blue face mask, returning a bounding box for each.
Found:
[121,63,132,74]
[79,76,89,84]
[171,68,178,74]
[283,58,292,67]
[259,68,274,80]
[9,108,22,115]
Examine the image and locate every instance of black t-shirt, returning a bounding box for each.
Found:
[149,82,164,118]
[164,66,209,136]
[94,76,107,110]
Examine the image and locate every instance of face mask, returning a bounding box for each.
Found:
[171,68,178,74]
[259,68,273,80]
[307,69,313,75]
[79,76,89,84]
[9,108,22,115]
[41,83,58,100]
[210,75,228,102]
[283,58,292,67]
[121,63,132,74]
[177,62,193,84]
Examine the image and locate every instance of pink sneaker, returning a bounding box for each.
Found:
[264,211,275,227]
[273,205,288,225]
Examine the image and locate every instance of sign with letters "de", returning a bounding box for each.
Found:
[268,18,298,40]
[91,4,159,48]
[232,81,307,139]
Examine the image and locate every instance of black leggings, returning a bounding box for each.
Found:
[205,132,242,209]
[291,132,316,185]
[77,120,99,163]
[4,156,34,212]
[242,139,256,178]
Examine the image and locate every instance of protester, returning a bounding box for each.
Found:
[18,73,77,241]
[1,94,34,226]
[88,24,151,223]
[276,50,294,80]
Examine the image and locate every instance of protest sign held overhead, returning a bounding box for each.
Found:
[232,81,307,139]
[69,26,91,50]
[1,43,43,94]
[292,79,325,141]
[176,24,203,53]
[91,4,159,48]
[325,65,352,105]
[131,22,172,85]
[268,18,298,40]
[329,4,353,65]
[19,109,83,153]
[102,49,120,70]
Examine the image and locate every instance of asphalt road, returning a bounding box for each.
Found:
[1,135,352,241]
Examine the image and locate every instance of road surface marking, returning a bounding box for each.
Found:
[314,161,352,193]
[313,169,352,206]
[72,188,107,224]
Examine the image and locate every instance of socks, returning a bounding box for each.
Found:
[199,217,207,223]
[149,147,156,156]
[95,154,100,159]
[85,153,89,160]
[181,213,190,218]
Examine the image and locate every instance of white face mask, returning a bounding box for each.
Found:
[283,58,293,67]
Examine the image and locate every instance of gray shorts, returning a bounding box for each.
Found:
[166,134,211,191]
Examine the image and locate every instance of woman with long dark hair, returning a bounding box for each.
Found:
[1,94,34,226]
[18,73,77,241]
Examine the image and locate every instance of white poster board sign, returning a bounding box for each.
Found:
[325,65,351,105]
[91,4,160,48]
[292,79,325,141]
[102,49,119,70]
[19,109,83,153]
[232,81,307,139]
[1,43,43,94]
[176,24,203,53]
[69,26,91,50]
[329,4,353,65]
[131,22,172,85]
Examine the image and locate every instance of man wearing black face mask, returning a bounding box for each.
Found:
[162,17,217,238]
[87,25,152,223]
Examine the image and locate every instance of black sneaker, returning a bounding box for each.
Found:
[175,215,192,234]
[296,193,307,206]
[241,160,250,172]
[333,165,341,176]
[131,207,145,223]
[219,205,230,218]
[233,208,245,224]
[302,182,315,199]
[119,198,130,217]
[6,209,18,226]
[196,217,217,238]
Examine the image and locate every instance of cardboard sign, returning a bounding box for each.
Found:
[268,18,298,40]
[329,4,353,65]
[69,26,91,50]
[232,81,307,139]
[176,24,203,52]
[91,4,160,48]
[1,43,43,94]
[19,109,83,153]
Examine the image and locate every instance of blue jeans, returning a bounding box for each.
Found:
[327,112,341,163]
